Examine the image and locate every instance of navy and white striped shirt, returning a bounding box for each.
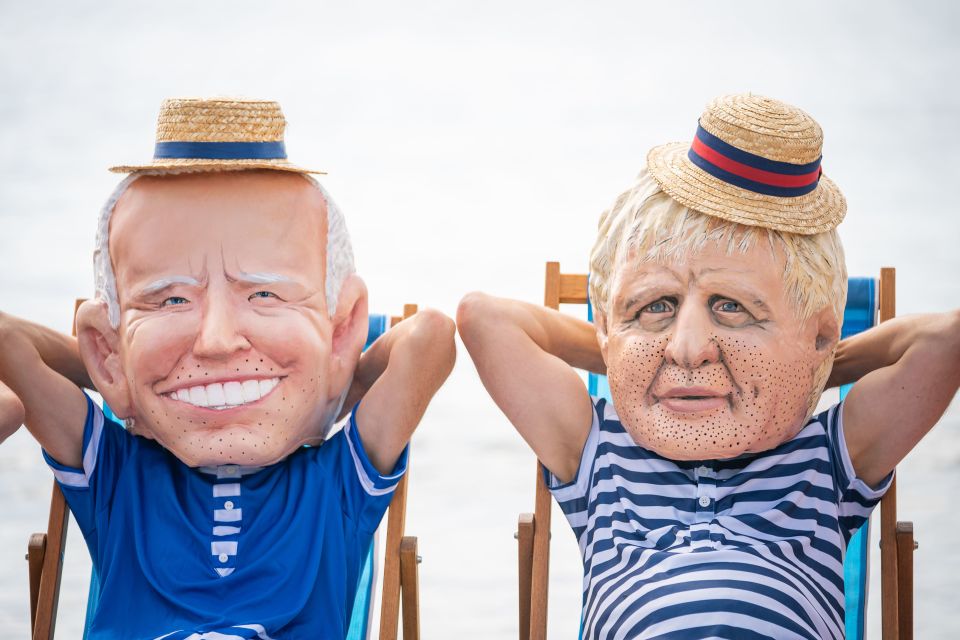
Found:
[548,398,891,640]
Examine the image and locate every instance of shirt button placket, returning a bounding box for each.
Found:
[695,466,715,520]
[211,465,243,577]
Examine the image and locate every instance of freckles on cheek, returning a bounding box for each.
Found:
[606,334,671,405]
[714,335,816,446]
[715,336,766,398]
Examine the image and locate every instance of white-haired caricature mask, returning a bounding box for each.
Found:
[76,171,369,467]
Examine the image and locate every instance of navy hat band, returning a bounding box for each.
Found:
[154,140,287,161]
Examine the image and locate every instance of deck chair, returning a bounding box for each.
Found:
[516,262,917,640]
[26,302,422,640]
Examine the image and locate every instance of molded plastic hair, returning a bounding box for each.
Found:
[589,168,847,325]
[92,171,355,328]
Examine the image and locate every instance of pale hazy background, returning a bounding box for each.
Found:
[1,1,958,637]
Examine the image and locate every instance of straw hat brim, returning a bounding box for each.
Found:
[109,158,325,175]
[646,141,845,235]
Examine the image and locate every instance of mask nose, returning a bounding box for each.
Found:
[193,290,251,359]
[663,303,720,369]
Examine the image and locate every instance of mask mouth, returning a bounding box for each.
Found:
[653,386,732,413]
[162,376,281,410]
[656,396,729,413]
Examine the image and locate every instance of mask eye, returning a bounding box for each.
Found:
[715,300,742,313]
[710,296,756,327]
[160,296,189,308]
[644,300,673,314]
[249,291,282,303]
[633,297,677,324]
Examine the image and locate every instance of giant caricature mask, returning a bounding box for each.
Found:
[76,171,369,467]
[591,170,845,461]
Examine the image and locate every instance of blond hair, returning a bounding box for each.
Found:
[589,168,847,324]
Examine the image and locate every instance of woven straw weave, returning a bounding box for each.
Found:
[110,97,323,174]
[647,93,845,234]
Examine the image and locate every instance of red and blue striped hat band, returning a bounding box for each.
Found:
[688,122,822,198]
[646,93,846,235]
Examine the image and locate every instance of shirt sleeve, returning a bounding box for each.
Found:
[336,406,409,534]
[41,393,130,555]
[823,401,894,538]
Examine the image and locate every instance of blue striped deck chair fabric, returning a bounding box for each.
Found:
[518,263,913,640]
[28,308,421,640]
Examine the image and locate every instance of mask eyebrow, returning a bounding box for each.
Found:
[233,271,295,285]
[139,276,203,296]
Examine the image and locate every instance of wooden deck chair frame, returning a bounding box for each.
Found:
[27,301,422,640]
[516,262,916,640]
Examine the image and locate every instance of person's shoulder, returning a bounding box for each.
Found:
[283,431,348,473]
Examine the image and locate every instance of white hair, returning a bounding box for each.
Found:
[93,172,355,327]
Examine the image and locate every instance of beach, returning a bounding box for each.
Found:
[2,1,959,636]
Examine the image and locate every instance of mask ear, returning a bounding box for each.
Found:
[328,274,369,398]
[593,308,611,364]
[75,300,133,418]
[813,306,841,353]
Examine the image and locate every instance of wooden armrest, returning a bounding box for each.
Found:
[399,536,421,640]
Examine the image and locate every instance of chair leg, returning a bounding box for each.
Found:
[517,513,535,640]
[529,468,552,640]
[379,474,409,640]
[33,482,70,640]
[399,536,420,640]
[27,533,47,635]
[895,522,915,640]
[879,479,899,639]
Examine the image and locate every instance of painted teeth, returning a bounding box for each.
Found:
[167,378,280,410]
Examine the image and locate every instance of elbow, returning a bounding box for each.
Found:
[412,307,457,344]
[456,291,498,348]
[410,308,457,371]
[947,310,960,372]
[0,386,25,443]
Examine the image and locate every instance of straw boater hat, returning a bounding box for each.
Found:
[647,93,845,234]
[110,97,324,175]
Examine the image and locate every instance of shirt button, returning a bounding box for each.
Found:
[698,496,711,508]
[218,553,229,563]
[697,466,710,476]
[226,466,238,476]
[224,501,234,510]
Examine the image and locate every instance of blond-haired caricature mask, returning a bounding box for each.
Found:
[598,239,839,460]
[76,171,369,467]
[591,171,845,460]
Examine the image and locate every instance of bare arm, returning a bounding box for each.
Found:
[842,310,960,486]
[457,292,604,484]
[0,382,25,443]
[349,308,456,475]
[0,312,91,467]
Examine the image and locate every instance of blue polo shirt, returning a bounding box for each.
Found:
[43,394,407,640]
